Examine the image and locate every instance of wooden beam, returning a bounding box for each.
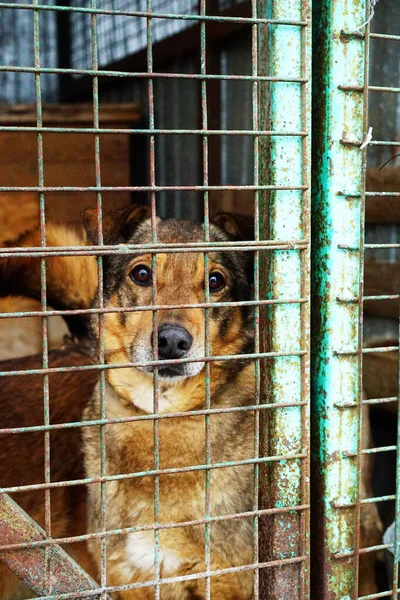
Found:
[0,103,141,124]
[0,493,110,599]
[364,260,400,320]
[366,167,400,224]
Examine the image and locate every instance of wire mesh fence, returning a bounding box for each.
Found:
[5,0,400,598]
[0,1,311,599]
[312,1,400,599]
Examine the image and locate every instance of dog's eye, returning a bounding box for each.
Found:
[130,264,152,286]
[209,272,226,292]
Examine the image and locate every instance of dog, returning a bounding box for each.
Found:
[0,222,97,340]
[81,205,256,599]
[0,206,257,599]
[0,223,98,599]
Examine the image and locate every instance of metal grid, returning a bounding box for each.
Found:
[0,1,311,599]
[312,0,400,599]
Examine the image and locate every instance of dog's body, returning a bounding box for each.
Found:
[0,348,98,600]
[85,374,255,599]
[0,223,97,340]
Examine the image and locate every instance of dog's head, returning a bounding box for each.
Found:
[83,206,254,409]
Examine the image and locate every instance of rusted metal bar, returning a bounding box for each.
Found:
[0,400,307,436]
[311,0,367,597]
[0,238,309,254]
[251,0,261,595]
[0,2,307,25]
[0,297,308,321]
[0,452,308,497]
[0,493,108,599]
[0,124,309,132]
[257,0,311,598]
[0,349,308,379]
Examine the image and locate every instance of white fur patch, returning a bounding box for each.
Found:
[127,379,165,414]
[131,339,204,392]
[126,531,181,575]
[124,363,204,414]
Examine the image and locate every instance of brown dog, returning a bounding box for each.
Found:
[81,206,256,599]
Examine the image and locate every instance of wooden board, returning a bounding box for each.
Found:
[209,189,254,217]
[0,104,141,242]
[0,103,141,124]
[366,167,400,223]
[364,261,400,320]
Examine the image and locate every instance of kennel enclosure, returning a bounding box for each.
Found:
[0,0,399,599]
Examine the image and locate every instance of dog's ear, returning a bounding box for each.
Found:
[81,204,150,245]
[212,212,254,241]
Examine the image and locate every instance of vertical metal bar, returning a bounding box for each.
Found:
[200,2,211,599]
[33,0,51,593]
[146,4,161,599]
[251,2,261,597]
[311,0,367,598]
[0,494,109,599]
[354,12,370,600]
[258,0,311,598]
[394,305,400,594]
[90,3,107,599]
[300,2,312,597]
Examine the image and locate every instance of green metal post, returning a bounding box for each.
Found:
[258,1,311,598]
[312,0,367,598]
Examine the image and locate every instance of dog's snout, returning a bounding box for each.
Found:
[156,324,193,360]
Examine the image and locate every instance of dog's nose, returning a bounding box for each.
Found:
[157,324,193,360]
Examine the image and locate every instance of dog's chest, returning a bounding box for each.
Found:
[127,380,182,414]
[106,412,206,475]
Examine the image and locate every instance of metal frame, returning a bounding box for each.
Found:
[312,1,400,598]
[311,0,372,598]
[258,0,311,597]
[0,2,311,598]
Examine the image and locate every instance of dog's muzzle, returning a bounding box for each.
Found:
[152,323,193,378]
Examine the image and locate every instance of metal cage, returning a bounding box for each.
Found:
[2,0,400,599]
[0,1,311,599]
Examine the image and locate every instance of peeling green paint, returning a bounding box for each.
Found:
[311,0,367,597]
[258,0,311,598]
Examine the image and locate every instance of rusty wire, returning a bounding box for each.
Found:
[0,2,311,598]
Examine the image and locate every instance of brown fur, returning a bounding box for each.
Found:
[0,223,98,338]
[84,371,255,600]
[0,347,98,599]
